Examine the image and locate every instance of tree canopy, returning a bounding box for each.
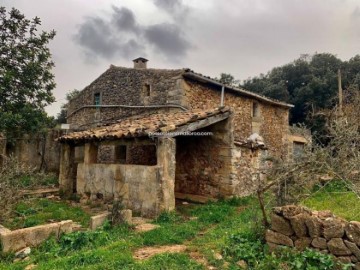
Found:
[241,53,360,135]
[55,89,80,124]
[0,7,56,138]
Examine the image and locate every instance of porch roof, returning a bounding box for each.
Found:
[58,107,231,143]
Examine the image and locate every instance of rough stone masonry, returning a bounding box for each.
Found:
[266,205,360,269]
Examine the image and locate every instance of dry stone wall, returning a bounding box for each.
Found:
[266,205,360,268]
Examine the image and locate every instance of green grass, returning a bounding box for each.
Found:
[18,174,58,188]
[301,181,360,221]
[4,198,91,229]
[0,195,349,270]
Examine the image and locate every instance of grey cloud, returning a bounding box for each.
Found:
[153,0,182,13]
[75,5,192,63]
[74,13,145,62]
[144,23,190,60]
[153,0,189,20]
[74,16,119,59]
[111,6,139,33]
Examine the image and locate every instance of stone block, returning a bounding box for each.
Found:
[271,213,294,236]
[290,213,309,237]
[267,242,281,252]
[90,212,110,230]
[120,209,132,224]
[0,225,11,234]
[344,240,360,261]
[294,237,312,251]
[305,216,322,238]
[337,256,352,265]
[315,210,334,219]
[351,255,358,263]
[323,218,344,239]
[274,205,311,219]
[265,230,293,247]
[345,221,360,246]
[0,220,73,253]
[327,238,352,256]
[311,237,327,250]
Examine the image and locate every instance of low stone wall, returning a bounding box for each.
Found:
[77,163,165,217]
[0,220,73,252]
[3,129,64,173]
[266,205,360,268]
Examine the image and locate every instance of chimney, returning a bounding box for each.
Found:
[133,57,148,69]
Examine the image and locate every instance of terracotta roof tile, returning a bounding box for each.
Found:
[58,107,230,142]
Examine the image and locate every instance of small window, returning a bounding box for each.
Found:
[143,83,151,97]
[94,93,101,106]
[115,145,127,164]
[252,102,260,117]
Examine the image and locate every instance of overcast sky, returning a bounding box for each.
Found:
[2,0,360,116]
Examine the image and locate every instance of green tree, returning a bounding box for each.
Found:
[218,73,236,86]
[0,7,56,138]
[55,89,80,124]
[242,53,360,137]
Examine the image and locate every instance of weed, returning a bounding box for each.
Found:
[223,232,265,268]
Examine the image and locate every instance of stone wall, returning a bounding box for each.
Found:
[175,118,235,197]
[183,78,290,158]
[0,220,73,252]
[67,66,185,129]
[3,130,63,173]
[77,163,161,217]
[232,146,264,196]
[266,205,360,268]
[67,137,176,217]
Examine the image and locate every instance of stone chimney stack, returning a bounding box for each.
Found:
[133,57,148,69]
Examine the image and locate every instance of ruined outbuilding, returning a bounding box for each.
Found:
[58,58,306,216]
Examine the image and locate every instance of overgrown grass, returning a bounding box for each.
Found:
[3,198,90,229]
[0,195,348,270]
[301,180,360,221]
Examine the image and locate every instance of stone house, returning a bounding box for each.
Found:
[58,57,307,217]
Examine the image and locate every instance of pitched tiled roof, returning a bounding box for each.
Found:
[58,107,230,142]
